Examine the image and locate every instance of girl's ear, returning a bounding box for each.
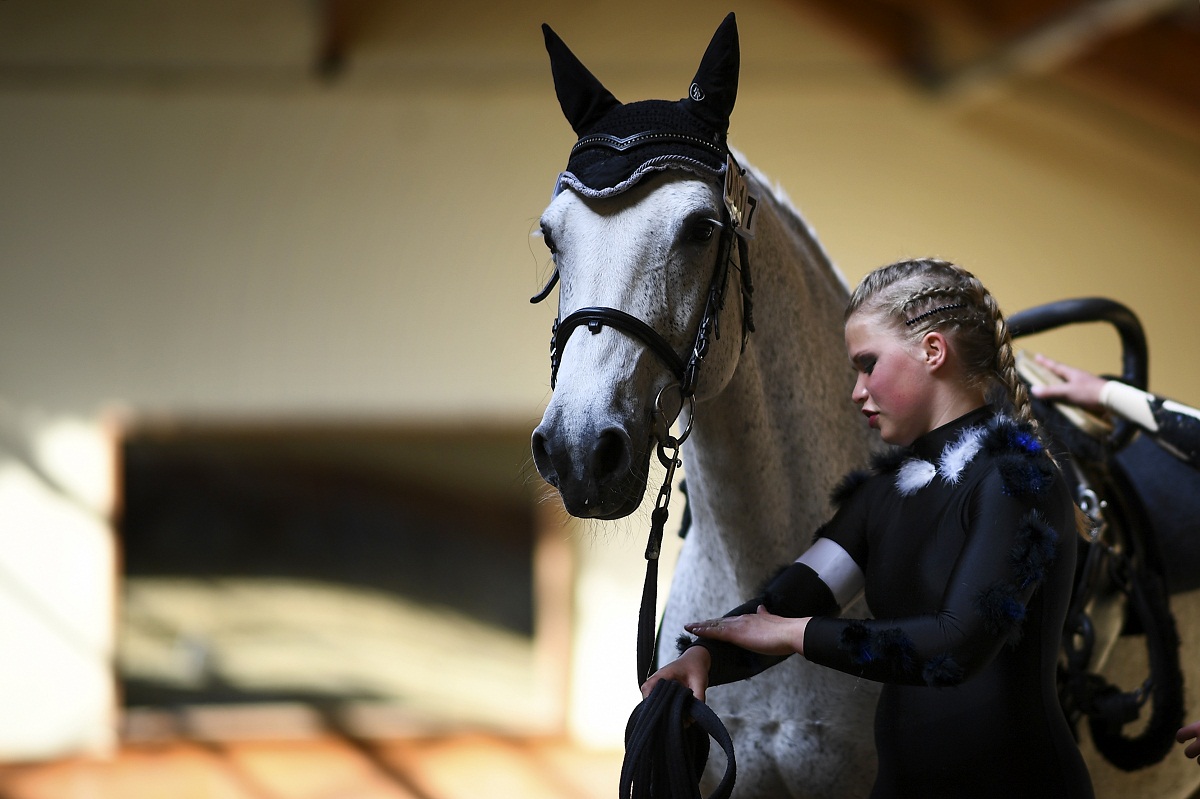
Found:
[922,331,949,371]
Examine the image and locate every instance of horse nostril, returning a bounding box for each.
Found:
[593,428,631,482]
[531,430,560,487]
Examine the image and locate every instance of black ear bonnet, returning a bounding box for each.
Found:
[543,12,740,198]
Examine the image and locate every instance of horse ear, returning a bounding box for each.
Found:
[683,12,739,135]
[542,23,622,137]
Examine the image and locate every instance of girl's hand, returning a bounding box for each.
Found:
[686,605,810,658]
[1179,720,1200,764]
[1029,354,1107,413]
[641,644,712,701]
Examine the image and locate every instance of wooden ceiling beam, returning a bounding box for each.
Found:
[1077,13,1200,115]
[790,0,1197,127]
[315,0,378,79]
[920,0,1188,105]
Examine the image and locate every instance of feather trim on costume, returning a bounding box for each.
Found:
[983,416,1054,496]
[975,583,1027,639]
[839,620,873,665]
[831,449,909,508]
[830,471,871,509]
[994,451,1054,497]
[1010,509,1058,589]
[896,458,937,495]
[940,425,986,483]
[868,413,1056,500]
[971,510,1059,645]
[838,623,918,676]
[872,447,909,474]
[923,652,964,687]
[873,627,917,677]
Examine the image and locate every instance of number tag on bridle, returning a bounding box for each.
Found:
[723,154,758,239]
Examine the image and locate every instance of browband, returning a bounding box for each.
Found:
[571,131,728,157]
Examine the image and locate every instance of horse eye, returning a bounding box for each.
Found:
[685,218,718,244]
[541,227,558,256]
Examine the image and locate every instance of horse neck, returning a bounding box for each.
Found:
[681,194,874,588]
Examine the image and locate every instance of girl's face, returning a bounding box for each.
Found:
[844,310,936,446]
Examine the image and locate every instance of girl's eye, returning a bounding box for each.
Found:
[860,358,876,375]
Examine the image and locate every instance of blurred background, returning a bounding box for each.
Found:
[0,0,1197,796]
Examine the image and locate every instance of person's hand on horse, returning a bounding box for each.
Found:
[1029,354,1108,414]
[686,605,810,658]
[641,644,712,702]
[1179,720,1200,764]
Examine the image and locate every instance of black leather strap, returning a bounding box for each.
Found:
[620,678,737,799]
[554,307,688,388]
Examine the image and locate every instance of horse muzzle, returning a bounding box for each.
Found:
[531,419,650,519]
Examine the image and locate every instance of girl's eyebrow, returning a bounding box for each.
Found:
[850,352,874,369]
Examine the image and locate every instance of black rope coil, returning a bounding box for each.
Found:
[620,679,736,799]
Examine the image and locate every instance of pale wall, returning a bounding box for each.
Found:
[0,0,1197,757]
[1,1,1195,422]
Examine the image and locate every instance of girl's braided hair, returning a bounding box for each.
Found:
[845,258,1038,433]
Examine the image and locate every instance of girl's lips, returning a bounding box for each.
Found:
[863,410,879,428]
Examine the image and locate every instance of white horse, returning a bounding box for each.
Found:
[529,14,1197,799]
[531,15,878,797]
[534,165,882,797]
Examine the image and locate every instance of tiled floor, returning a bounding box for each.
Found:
[0,732,624,799]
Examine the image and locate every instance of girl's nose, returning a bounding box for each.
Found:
[852,376,868,403]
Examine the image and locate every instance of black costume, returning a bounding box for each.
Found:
[696,407,1094,798]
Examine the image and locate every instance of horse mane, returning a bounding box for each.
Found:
[731,147,853,295]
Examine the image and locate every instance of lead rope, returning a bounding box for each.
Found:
[620,679,737,799]
[624,417,736,799]
[620,156,758,799]
[636,430,684,685]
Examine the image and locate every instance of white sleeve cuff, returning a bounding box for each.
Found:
[1100,381,1158,433]
[796,538,864,609]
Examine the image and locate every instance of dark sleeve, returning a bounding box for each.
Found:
[696,484,873,687]
[1149,397,1200,469]
[803,468,1063,686]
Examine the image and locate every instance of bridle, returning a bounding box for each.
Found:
[531,145,759,684]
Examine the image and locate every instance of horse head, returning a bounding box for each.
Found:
[531,14,751,519]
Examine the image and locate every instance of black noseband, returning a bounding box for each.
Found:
[532,152,757,397]
[552,307,689,387]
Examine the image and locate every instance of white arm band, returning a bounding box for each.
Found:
[1101,381,1158,433]
[796,537,865,609]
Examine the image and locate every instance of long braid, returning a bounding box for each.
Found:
[982,286,1037,431]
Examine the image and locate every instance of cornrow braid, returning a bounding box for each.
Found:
[846,257,1042,439]
[904,303,966,327]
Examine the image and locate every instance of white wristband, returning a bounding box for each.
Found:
[1100,381,1158,433]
